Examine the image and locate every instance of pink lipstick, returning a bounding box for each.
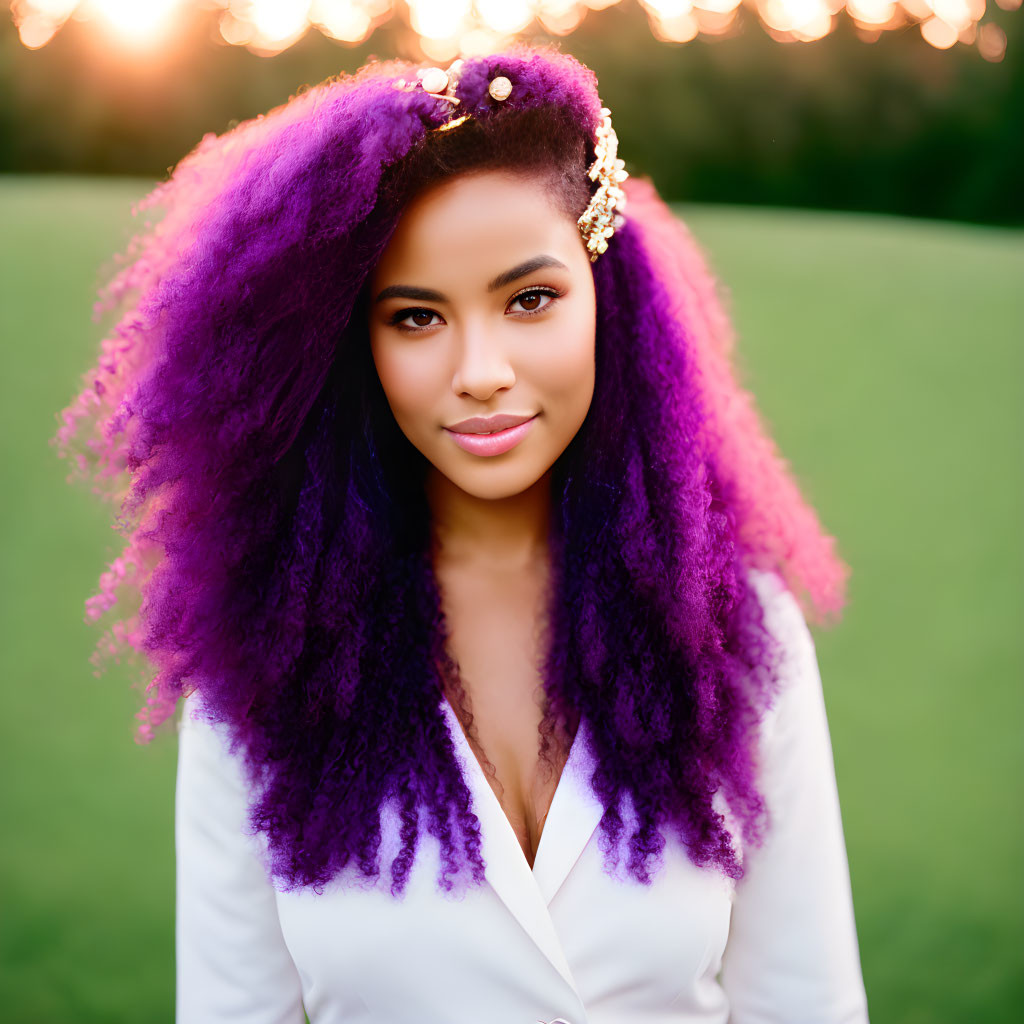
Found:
[444,413,538,457]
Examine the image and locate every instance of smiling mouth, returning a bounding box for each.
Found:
[446,412,537,434]
[443,414,538,456]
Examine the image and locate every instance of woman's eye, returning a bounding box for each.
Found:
[508,289,557,315]
[392,308,443,329]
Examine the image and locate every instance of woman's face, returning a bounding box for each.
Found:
[368,168,597,502]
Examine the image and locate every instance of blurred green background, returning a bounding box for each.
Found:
[1,4,1022,1022]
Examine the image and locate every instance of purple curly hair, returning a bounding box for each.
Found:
[54,45,847,896]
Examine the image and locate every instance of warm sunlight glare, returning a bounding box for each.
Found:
[9,0,1011,54]
[245,0,313,45]
[311,0,374,42]
[87,0,184,44]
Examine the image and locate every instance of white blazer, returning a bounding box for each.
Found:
[175,572,869,1023]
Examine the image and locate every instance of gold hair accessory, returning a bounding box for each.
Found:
[392,59,464,115]
[488,76,512,101]
[394,61,513,131]
[418,59,463,106]
[577,107,628,263]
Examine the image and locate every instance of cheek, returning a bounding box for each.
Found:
[527,305,596,412]
[371,340,438,428]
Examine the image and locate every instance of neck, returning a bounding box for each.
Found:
[426,468,553,571]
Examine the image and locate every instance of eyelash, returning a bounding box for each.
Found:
[388,286,563,332]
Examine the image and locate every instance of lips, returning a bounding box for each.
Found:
[443,413,538,457]
[446,412,536,434]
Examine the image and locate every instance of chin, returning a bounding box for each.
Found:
[449,471,545,502]
[434,456,551,502]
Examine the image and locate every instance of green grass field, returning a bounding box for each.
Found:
[1,176,1021,1023]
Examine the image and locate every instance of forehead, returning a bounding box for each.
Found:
[371,170,585,289]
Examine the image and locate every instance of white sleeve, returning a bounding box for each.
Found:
[175,696,306,1023]
[720,574,869,1023]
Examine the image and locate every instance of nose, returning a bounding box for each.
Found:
[450,323,516,400]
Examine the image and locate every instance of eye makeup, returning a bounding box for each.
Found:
[386,285,564,333]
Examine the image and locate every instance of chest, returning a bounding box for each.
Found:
[273,809,735,1024]
[436,558,571,870]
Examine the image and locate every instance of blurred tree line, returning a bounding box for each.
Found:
[1,3,1020,225]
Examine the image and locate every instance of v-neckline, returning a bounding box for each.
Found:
[437,695,606,996]
[439,695,587,878]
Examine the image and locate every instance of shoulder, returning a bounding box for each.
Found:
[742,566,826,760]
[746,566,818,686]
[176,692,260,824]
[746,566,815,658]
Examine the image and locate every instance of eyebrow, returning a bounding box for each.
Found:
[373,255,569,305]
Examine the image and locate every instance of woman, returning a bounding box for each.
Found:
[56,45,869,1023]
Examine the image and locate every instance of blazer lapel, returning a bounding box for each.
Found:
[439,700,604,996]
[531,717,605,905]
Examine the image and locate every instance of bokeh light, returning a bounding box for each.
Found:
[9,0,1012,58]
[89,0,185,44]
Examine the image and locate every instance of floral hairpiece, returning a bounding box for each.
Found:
[395,61,627,261]
[577,108,628,263]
